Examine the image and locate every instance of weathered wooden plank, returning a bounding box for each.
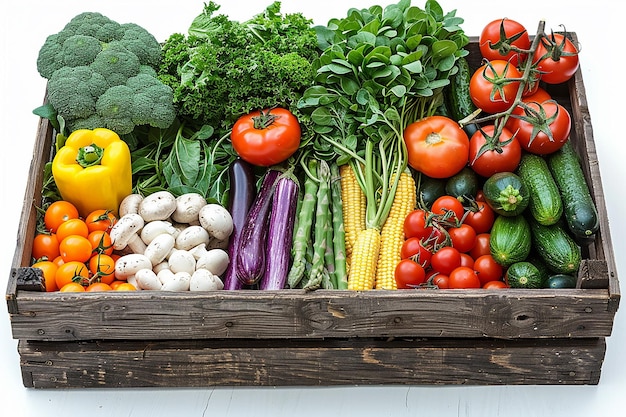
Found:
[7,286,616,341]
[18,337,606,388]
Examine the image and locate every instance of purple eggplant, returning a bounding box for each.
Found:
[236,169,281,286]
[223,159,256,291]
[259,175,299,290]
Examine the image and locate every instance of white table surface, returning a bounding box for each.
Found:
[1,1,623,416]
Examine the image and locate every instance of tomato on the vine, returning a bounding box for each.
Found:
[470,60,522,114]
[403,209,433,240]
[404,115,469,179]
[521,86,552,104]
[55,260,90,290]
[430,272,449,289]
[479,18,531,66]
[87,230,114,256]
[468,125,521,177]
[505,100,571,155]
[394,259,427,289]
[533,32,579,84]
[431,246,462,275]
[448,266,481,289]
[463,201,495,234]
[448,223,477,254]
[231,107,301,167]
[85,209,117,233]
[400,237,432,268]
[431,195,465,221]
[88,254,116,285]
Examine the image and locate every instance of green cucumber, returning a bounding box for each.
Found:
[547,141,600,240]
[489,215,531,268]
[544,274,577,289]
[517,153,563,225]
[482,172,529,216]
[529,219,581,275]
[446,56,479,137]
[505,261,544,289]
[445,167,479,203]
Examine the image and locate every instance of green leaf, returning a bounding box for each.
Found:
[340,76,360,95]
[388,84,407,98]
[311,107,334,126]
[348,31,377,49]
[432,39,458,58]
[403,60,423,74]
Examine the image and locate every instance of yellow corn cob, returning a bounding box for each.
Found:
[347,228,381,290]
[340,164,366,261]
[374,170,417,290]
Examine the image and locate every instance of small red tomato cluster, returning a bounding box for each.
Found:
[395,194,504,290]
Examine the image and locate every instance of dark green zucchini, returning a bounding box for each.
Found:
[445,167,479,203]
[544,274,577,289]
[482,172,529,216]
[446,56,479,137]
[529,218,581,275]
[505,261,544,289]
[416,173,446,209]
[547,140,600,240]
[489,215,531,268]
[517,153,563,225]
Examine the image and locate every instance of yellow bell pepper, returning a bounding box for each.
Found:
[52,128,132,218]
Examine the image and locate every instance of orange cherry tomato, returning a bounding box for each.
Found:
[32,233,60,261]
[31,260,59,292]
[56,218,90,242]
[88,254,116,285]
[85,209,118,233]
[86,282,113,292]
[59,282,86,292]
[59,235,93,263]
[44,201,80,233]
[87,230,114,256]
[114,282,137,291]
[55,260,90,289]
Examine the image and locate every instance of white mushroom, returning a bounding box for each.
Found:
[175,225,210,251]
[198,204,234,241]
[110,213,146,252]
[135,268,162,290]
[138,191,177,222]
[140,220,178,245]
[168,249,196,275]
[196,249,230,276]
[119,193,144,217]
[171,193,208,224]
[160,271,191,291]
[144,233,176,266]
[114,253,153,280]
[152,261,170,274]
[190,269,224,291]
[189,243,209,260]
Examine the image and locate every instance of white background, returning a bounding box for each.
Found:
[1,1,623,416]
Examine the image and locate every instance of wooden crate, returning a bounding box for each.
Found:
[5,37,620,388]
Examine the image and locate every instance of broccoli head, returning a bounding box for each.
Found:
[36,11,176,135]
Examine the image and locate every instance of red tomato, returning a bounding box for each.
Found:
[459,253,474,269]
[521,86,552,104]
[448,266,481,289]
[394,259,427,289]
[483,280,509,289]
[400,237,432,268]
[506,100,571,155]
[533,32,579,84]
[468,125,522,177]
[463,201,495,234]
[431,195,465,221]
[403,209,433,240]
[479,18,531,66]
[473,254,504,286]
[431,246,462,275]
[470,233,491,259]
[404,116,469,179]
[448,224,477,253]
[231,108,301,167]
[431,273,449,289]
[470,60,522,114]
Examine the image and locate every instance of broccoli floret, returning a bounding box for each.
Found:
[47,66,108,120]
[36,11,176,136]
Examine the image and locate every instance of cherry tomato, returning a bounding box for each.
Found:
[483,280,509,289]
[473,254,504,286]
[89,254,116,285]
[44,201,79,233]
[470,233,491,260]
[470,60,522,114]
[32,233,60,261]
[403,209,433,240]
[479,18,531,66]
[87,230,114,256]
[431,195,465,221]
[448,266,481,289]
[394,259,427,289]
[448,223,477,253]
[506,100,571,155]
[55,260,90,289]
[404,115,470,179]
[85,209,117,233]
[400,237,432,268]
[521,86,551,104]
[459,253,475,269]
[463,201,495,235]
[55,218,89,242]
[533,32,579,84]
[468,125,521,177]
[31,260,59,292]
[431,273,449,289]
[113,282,137,291]
[231,108,301,167]
[59,282,86,292]
[431,246,462,275]
[86,282,113,292]
[59,235,93,263]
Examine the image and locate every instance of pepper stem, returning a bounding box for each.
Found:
[76,144,104,168]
